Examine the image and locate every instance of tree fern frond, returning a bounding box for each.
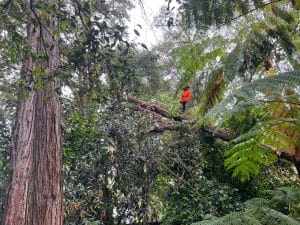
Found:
[223,5,298,82]
[262,127,297,151]
[276,30,297,57]
[193,187,300,225]
[224,133,277,181]
[271,4,294,24]
[230,124,263,144]
[223,43,250,82]
[237,0,251,15]
[198,70,300,181]
[244,198,272,208]
[225,137,258,157]
[204,71,300,122]
[194,211,253,225]
[262,189,284,199]
[239,73,300,91]
[264,209,300,225]
[276,187,300,205]
[253,0,264,8]
[199,68,225,115]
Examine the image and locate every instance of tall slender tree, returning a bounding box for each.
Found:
[3,0,63,224]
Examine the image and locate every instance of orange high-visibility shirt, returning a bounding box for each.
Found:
[180,89,191,102]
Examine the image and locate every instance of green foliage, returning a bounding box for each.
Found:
[174,1,299,123]
[178,0,299,29]
[119,50,167,96]
[0,69,16,221]
[224,126,278,182]
[197,69,225,115]
[178,0,239,28]
[1,0,299,224]
[172,36,225,86]
[63,101,165,224]
[203,71,300,124]
[224,9,299,82]
[161,177,243,225]
[148,92,179,117]
[156,132,248,225]
[200,71,300,181]
[171,36,227,117]
[0,1,29,67]
[193,187,300,225]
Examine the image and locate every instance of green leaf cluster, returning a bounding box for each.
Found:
[193,187,300,225]
[225,126,278,182]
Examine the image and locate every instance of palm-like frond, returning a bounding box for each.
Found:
[193,187,300,225]
[200,71,300,181]
[197,69,225,115]
[176,1,299,113]
[172,36,225,87]
[224,10,299,82]
[203,71,300,122]
[178,0,299,29]
[224,138,278,181]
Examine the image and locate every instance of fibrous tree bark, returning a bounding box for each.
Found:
[3,0,63,224]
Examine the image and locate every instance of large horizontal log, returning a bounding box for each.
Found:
[125,94,300,174]
[125,95,184,121]
[125,95,233,141]
[150,123,179,132]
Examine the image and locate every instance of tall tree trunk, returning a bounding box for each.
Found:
[3,0,62,224]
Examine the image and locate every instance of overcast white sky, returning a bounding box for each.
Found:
[128,0,165,48]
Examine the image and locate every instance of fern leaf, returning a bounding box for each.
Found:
[194,187,300,225]
[204,71,300,122]
[197,69,226,115]
[244,198,272,208]
[266,209,300,225]
[230,125,263,144]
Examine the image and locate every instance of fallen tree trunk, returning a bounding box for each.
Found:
[126,95,184,121]
[124,94,300,176]
[125,95,233,141]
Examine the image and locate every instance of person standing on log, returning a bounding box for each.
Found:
[179,86,191,114]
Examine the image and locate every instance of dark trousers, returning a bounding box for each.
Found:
[180,101,187,112]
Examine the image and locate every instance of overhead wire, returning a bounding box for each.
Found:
[137,0,161,45]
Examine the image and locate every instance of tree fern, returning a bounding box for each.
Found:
[175,1,299,114]
[178,0,299,29]
[192,187,300,225]
[223,2,299,82]
[244,198,272,208]
[263,187,300,209]
[202,71,300,123]
[199,71,300,181]
[174,1,300,181]
[197,68,226,115]
[224,138,278,182]
[172,36,225,87]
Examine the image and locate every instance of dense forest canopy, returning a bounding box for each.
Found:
[0,0,300,225]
